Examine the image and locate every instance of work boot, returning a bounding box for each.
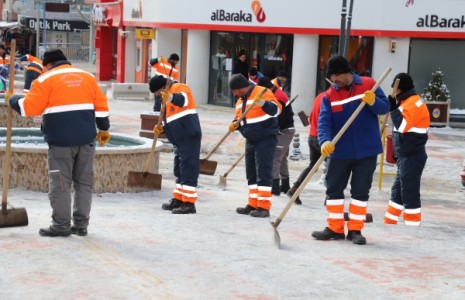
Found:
[39,226,72,237]
[172,202,196,214]
[162,198,182,211]
[311,227,345,240]
[236,205,255,215]
[287,184,302,205]
[71,226,88,236]
[280,178,290,194]
[347,230,367,245]
[272,179,281,196]
[250,208,270,218]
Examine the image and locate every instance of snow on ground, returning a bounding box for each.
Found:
[2,98,465,299]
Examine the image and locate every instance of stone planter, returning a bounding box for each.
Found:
[425,100,450,127]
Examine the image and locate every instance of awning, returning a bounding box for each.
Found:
[0,21,19,29]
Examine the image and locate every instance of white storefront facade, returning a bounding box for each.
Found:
[116,0,465,114]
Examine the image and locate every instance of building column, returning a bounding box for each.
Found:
[185,30,210,105]
[291,34,319,114]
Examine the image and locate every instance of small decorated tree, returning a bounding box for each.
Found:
[422,68,451,102]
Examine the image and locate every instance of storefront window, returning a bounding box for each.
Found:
[209,32,293,107]
[317,36,374,95]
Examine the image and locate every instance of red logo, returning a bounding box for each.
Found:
[251,0,266,23]
[405,0,414,7]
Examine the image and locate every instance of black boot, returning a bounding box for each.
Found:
[272,179,281,196]
[347,230,367,245]
[39,226,71,237]
[162,198,182,211]
[250,208,270,218]
[280,178,290,194]
[236,205,255,215]
[172,202,196,214]
[287,184,302,205]
[311,227,345,240]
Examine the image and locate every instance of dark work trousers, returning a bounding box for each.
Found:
[294,135,321,186]
[325,155,377,201]
[391,153,427,209]
[24,70,41,91]
[153,95,162,112]
[245,136,277,187]
[48,144,95,230]
[173,136,201,187]
[272,127,295,179]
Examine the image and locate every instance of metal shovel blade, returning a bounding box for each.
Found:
[271,220,281,249]
[127,171,162,190]
[218,174,227,190]
[199,159,217,176]
[0,207,29,228]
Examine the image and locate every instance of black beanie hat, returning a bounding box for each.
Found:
[149,75,167,93]
[249,67,258,76]
[42,49,67,66]
[257,76,274,89]
[168,53,179,61]
[327,55,352,76]
[392,72,414,91]
[229,74,250,90]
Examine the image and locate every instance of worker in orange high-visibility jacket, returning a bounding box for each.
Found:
[384,73,430,226]
[17,54,44,93]
[149,75,201,215]
[229,74,282,218]
[149,53,180,112]
[9,49,110,238]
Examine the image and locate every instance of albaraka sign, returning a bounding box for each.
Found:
[21,18,90,32]
[417,15,465,28]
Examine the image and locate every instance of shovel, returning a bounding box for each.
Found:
[1,39,29,228]
[127,80,172,189]
[218,152,245,190]
[271,67,392,248]
[199,88,267,176]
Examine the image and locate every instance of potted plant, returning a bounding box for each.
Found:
[422,68,451,127]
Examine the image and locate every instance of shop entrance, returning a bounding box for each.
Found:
[209,32,293,107]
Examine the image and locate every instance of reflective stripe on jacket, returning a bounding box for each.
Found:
[17,62,110,146]
[22,54,44,74]
[236,85,281,142]
[391,92,430,157]
[151,57,179,81]
[163,83,201,143]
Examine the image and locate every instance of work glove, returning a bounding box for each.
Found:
[149,58,159,65]
[153,124,164,135]
[361,90,375,106]
[321,141,335,157]
[388,95,400,111]
[161,90,173,103]
[96,130,111,146]
[229,121,239,132]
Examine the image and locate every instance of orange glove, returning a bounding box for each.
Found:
[153,124,164,135]
[321,141,335,156]
[161,90,172,103]
[229,122,239,132]
[361,90,375,106]
[96,130,111,146]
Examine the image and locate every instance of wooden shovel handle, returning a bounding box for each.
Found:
[203,88,268,161]
[273,67,392,229]
[143,76,171,173]
[2,39,16,210]
[223,152,245,177]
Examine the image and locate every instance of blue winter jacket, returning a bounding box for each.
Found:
[318,73,389,159]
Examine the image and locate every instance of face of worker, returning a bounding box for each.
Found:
[278,76,287,84]
[238,54,246,62]
[168,59,179,66]
[231,86,248,98]
[330,72,353,88]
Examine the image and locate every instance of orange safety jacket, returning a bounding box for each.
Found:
[151,57,179,81]
[0,54,11,66]
[17,62,110,146]
[163,82,201,143]
[234,85,281,142]
[21,54,44,75]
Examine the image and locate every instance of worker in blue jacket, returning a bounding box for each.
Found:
[312,56,389,245]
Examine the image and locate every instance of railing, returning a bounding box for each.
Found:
[38,43,91,62]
